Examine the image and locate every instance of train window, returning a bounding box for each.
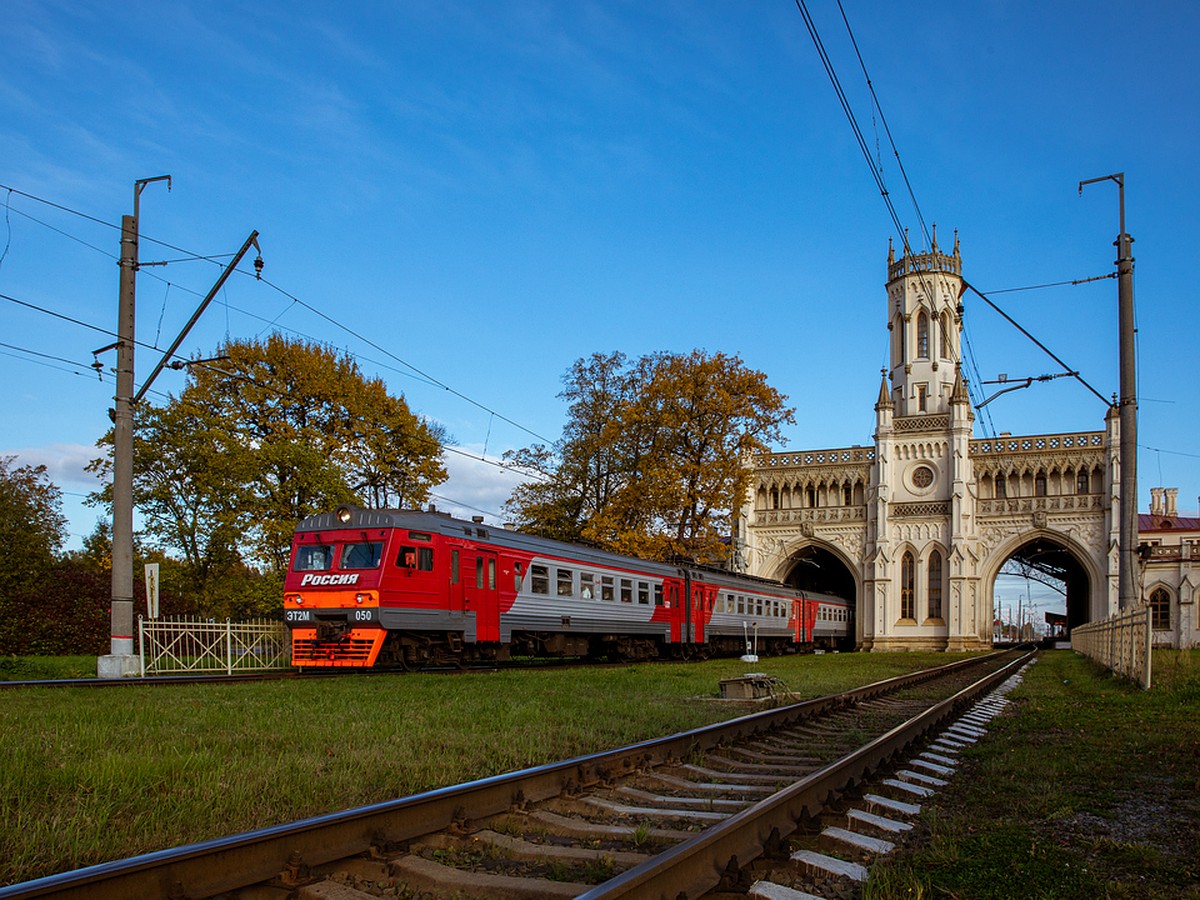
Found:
[737,596,744,614]
[514,561,523,592]
[294,544,333,571]
[620,578,633,603]
[580,573,594,599]
[475,557,484,589]
[418,547,433,571]
[557,568,574,597]
[756,598,763,616]
[408,531,432,542]
[531,564,549,594]
[343,542,383,569]
[488,558,496,591]
[654,584,663,606]
[600,575,615,601]
[637,582,649,605]
[451,549,460,584]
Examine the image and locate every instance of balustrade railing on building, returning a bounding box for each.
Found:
[1071,606,1152,689]
[138,616,291,675]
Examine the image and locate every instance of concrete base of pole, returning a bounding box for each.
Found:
[97,653,140,678]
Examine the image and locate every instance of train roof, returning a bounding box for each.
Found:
[295,506,848,601]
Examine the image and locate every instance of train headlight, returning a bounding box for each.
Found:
[355,593,367,604]
[336,506,353,524]
[286,594,303,605]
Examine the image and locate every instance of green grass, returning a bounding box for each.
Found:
[0,655,97,680]
[0,650,970,886]
[864,649,1200,899]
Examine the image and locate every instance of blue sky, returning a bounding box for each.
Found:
[2,0,1198,604]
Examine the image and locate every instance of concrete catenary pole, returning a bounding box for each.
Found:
[98,176,170,678]
[1081,173,1137,611]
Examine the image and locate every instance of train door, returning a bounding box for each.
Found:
[690,583,707,644]
[447,546,465,613]
[681,577,707,645]
[666,581,683,644]
[463,550,499,642]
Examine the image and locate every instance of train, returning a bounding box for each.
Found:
[283,506,853,668]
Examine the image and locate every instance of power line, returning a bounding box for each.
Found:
[983,273,1116,295]
[963,280,1109,408]
[834,0,932,251]
[3,288,542,487]
[0,181,557,447]
[252,274,558,446]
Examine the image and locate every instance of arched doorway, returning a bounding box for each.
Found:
[989,536,1094,642]
[780,544,857,600]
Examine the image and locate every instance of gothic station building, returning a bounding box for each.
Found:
[738,232,1144,650]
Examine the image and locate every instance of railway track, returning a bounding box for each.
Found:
[0,650,1033,899]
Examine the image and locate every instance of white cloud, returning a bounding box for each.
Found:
[430,444,532,525]
[2,442,101,490]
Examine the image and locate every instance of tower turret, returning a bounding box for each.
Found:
[885,226,964,416]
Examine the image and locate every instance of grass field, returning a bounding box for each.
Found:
[864,649,1200,899]
[0,650,969,886]
[4,650,1197,895]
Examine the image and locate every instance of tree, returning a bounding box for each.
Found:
[503,352,640,542]
[0,456,67,597]
[91,335,447,613]
[0,458,113,655]
[505,350,793,564]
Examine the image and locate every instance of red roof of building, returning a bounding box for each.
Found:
[1139,513,1200,533]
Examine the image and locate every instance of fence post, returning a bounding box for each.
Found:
[1143,606,1153,690]
[226,619,233,675]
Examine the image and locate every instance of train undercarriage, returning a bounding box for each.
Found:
[294,627,806,669]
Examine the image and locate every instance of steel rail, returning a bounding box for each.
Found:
[578,649,1036,899]
[0,652,1017,899]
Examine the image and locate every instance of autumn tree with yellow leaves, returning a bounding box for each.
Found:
[504,350,793,565]
[91,336,446,615]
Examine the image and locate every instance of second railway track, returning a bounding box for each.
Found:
[1,650,1034,900]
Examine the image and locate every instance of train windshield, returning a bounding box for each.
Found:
[341,541,383,569]
[294,544,334,571]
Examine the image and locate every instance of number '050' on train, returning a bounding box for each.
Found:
[284,507,852,668]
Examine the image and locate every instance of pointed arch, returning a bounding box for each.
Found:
[927,548,943,620]
[900,550,916,620]
[1150,587,1171,631]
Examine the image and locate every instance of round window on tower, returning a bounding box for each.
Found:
[912,465,935,489]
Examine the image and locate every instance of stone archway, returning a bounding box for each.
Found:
[779,543,858,600]
[778,541,862,648]
[984,531,1101,639]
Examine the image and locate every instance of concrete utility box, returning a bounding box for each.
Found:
[719,673,781,700]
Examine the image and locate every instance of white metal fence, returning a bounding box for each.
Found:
[138,616,291,675]
[1071,606,1152,689]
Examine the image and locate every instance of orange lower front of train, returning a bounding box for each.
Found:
[283,507,851,668]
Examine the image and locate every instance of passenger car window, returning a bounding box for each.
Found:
[557,568,574,597]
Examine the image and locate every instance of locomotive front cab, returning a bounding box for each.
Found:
[286,520,389,667]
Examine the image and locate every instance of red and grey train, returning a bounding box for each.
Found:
[284,506,852,668]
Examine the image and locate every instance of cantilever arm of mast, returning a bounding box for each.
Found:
[134,231,260,404]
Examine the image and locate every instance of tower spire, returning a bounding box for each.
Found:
[876,368,893,409]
